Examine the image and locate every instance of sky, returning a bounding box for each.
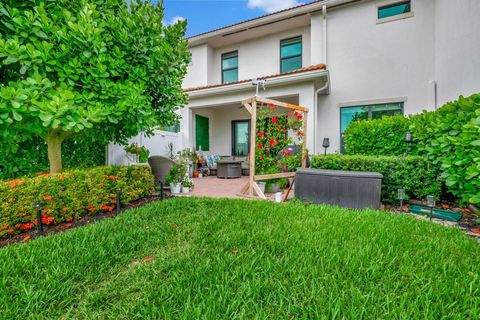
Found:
[161,0,307,37]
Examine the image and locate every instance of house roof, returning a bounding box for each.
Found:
[187,0,322,40]
[184,64,327,93]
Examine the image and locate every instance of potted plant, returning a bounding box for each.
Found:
[166,163,185,194]
[182,178,193,193]
[124,143,150,163]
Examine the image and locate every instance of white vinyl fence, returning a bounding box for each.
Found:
[107,130,186,165]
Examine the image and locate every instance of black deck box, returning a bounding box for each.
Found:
[295,168,383,209]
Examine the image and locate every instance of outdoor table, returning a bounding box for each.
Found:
[217,160,242,179]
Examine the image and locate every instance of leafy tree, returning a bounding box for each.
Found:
[0,0,189,173]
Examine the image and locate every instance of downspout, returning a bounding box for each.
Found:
[313,5,328,154]
[322,4,327,65]
[314,75,329,154]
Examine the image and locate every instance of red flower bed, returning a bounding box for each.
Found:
[0,166,154,238]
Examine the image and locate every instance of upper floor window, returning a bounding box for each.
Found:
[280,36,302,73]
[377,1,412,21]
[222,51,238,83]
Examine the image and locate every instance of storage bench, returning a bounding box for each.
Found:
[295,168,383,209]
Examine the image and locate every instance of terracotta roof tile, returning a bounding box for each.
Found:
[184,64,327,93]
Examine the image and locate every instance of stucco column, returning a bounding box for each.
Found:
[179,106,194,149]
[299,84,317,154]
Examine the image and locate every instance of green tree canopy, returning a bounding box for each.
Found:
[0,0,189,173]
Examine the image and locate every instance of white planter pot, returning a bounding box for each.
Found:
[170,183,181,194]
[257,182,266,193]
[182,187,190,193]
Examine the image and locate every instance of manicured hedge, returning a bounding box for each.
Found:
[310,155,441,204]
[344,115,410,156]
[343,94,480,204]
[0,166,154,238]
[0,137,106,179]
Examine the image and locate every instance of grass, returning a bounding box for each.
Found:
[1,197,479,319]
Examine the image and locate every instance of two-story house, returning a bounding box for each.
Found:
[108,0,480,164]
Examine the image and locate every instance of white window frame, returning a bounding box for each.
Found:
[376,0,414,25]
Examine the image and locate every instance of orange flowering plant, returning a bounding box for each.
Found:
[0,166,154,238]
[255,103,304,175]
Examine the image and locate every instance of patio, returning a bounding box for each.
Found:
[180,176,294,201]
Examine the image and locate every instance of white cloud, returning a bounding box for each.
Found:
[166,16,185,25]
[247,0,301,13]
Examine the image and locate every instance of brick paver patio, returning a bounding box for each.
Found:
[187,176,249,198]
[178,175,294,201]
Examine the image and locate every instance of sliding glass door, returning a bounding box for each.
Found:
[232,120,250,156]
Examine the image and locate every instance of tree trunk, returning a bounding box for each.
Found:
[45,130,67,174]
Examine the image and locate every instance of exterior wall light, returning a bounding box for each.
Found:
[322,138,330,155]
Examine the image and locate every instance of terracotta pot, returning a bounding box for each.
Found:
[193,171,199,178]
[471,227,480,235]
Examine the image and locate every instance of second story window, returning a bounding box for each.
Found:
[222,51,238,83]
[378,1,411,19]
[280,36,302,73]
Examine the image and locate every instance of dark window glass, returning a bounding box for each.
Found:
[340,102,404,153]
[232,120,250,156]
[378,1,411,19]
[280,36,302,73]
[222,51,238,83]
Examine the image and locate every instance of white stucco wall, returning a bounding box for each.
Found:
[183,44,213,88]
[190,106,251,156]
[317,0,437,152]
[181,0,480,155]
[434,0,480,105]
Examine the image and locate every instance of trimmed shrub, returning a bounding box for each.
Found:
[310,154,441,204]
[0,166,154,238]
[344,115,410,156]
[0,138,106,180]
[343,94,480,204]
[413,94,480,204]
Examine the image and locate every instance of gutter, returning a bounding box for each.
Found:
[187,69,329,99]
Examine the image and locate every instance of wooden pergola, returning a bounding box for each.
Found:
[238,96,309,201]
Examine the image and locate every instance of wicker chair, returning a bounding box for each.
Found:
[148,156,175,188]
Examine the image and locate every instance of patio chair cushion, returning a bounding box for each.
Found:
[205,155,221,169]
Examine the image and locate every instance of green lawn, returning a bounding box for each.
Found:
[1,198,479,319]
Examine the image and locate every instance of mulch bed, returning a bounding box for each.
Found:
[385,201,480,240]
[0,194,174,248]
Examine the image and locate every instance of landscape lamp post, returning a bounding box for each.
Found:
[426,195,436,221]
[397,188,405,210]
[116,187,121,215]
[404,131,413,155]
[322,138,330,155]
[32,202,45,236]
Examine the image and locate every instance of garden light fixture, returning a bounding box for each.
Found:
[404,131,413,155]
[32,202,45,236]
[116,188,121,214]
[426,195,436,220]
[397,188,405,209]
[322,138,330,155]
